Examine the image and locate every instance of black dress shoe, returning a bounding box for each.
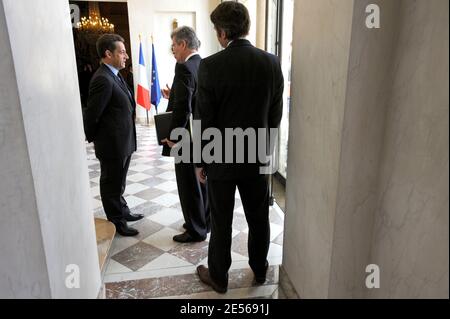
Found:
[173,231,206,243]
[253,261,269,284]
[114,222,139,237]
[197,265,227,294]
[254,276,266,284]
[123,213,144,222]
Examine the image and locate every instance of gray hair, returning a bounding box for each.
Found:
[171,26,201,50]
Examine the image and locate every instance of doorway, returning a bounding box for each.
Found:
[70,1,133,109]
[266,0,294,212]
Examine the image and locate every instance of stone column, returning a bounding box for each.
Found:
[0,0,101,298]
[284,0,448,298]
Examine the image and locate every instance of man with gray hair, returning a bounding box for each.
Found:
[161,26,210,243]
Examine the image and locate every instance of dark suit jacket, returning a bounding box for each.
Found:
[196,39,284,180]
[162,54,201,157]
[83,64,137,160]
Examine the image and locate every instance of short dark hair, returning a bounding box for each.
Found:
[96,34,125,59]
[210,2,250,41]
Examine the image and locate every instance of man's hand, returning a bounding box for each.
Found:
[196,167,207,184]
[161,84,171,99]
[161,138,175,148]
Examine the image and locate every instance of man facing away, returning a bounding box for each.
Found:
[195,2,284,293]
[83,34,144,237]
[161,26,210,243]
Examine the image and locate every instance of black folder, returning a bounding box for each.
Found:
[154,111,173,145]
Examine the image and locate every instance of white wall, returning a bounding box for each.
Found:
[328,0,402,298]
[284,0,449,299]
[0,0,101,298]
[0,0,51,298]
[283,0,355,299]
[369,0,449,298]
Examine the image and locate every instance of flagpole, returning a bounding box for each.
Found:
[139,34,149,125]
[151,34,158,115]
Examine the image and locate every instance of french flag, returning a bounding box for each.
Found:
[136,40,151,110]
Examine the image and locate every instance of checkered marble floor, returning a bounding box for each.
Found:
[87,122,285,299]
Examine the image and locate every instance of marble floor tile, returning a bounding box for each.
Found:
[139,177,168,188]
[273,232,284,246]
[141,168,166,176]
[168,241,209,265]
[231,232,249,257]
[90,186,100,197]
[138,253,193,271]
[112,242,165,271]
[127,173,152,183]
[129,164,153,172]
[170,219,186,232]
[235,205,245,215]
[123,195,146,209]
[92,198,103,210]
[106,266,278,299]
[129,200,166,217]
[110,236,140,255]
[157,163,174,170]
[152,159,172,166]
[154,181,178,192]
[131,218,165,241]
[232,214,249,231]
[147,207,183,226]
[142,227,182,252]
[267,243,283,259]
[106,260,133,275]
[231,251,249,262]
[158,157,175,163]
[133,187,165,201]
[89,171,100,179]
[155,171,176,181]
[151,193,180,208]
[124,183,149,195]
[269,208,285,226]
[269,223,284,241]
[104,265,197,284]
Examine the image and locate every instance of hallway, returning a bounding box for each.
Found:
[88,122,286,299]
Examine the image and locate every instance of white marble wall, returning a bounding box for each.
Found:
[328,0,402,298]
[0,0,101,298]
[284,0,449,299]
[283,0,355,299]
[369,0,449,299]
[0,0,51,298]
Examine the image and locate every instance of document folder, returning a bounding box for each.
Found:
[154,111,173,146]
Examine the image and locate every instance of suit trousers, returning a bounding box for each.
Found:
[207,175,270,287]
[175,162,210,238]
[99,155,132,223]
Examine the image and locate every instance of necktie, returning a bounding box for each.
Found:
[118,73,132,98]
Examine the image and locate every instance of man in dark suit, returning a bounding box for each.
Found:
[195,2,284,293]
[161,26,210,243]
[83,34,144,237]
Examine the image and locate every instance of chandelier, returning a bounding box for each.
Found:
[77,2,114,34]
